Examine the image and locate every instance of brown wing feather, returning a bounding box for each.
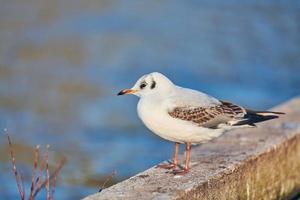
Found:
[168,101,246,128]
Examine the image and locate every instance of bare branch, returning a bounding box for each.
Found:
[6,133,25,200]
[29,145,40,200]
[33,157,66,198]
[36,146,47,189]
[99,170,117,192]
[20,174,25,200]
[45,145,50,200]
[51,157,66,200]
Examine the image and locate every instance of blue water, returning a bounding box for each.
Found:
[0,1,299,199]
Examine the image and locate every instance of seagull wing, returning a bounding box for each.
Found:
[166,87,283,128]
[168,100,246,128]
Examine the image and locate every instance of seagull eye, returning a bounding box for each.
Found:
[151,81,156,89]
[140,82,147,89]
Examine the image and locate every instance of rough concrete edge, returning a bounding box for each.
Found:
[176,132,300,200]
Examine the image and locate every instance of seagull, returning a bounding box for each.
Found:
[118,72,284,175]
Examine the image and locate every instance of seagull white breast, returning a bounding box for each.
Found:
[137,86,229,143]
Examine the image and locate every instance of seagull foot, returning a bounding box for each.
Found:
[172,168,190,175]
[156,163,177,169]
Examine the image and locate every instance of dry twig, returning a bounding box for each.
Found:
[33,157,66,198]
[99,170,117,192]
[30,145,40,200]
[51,157,66,200]
[45,145,50,200]
[6,133,25,200]
[5,132,66,200]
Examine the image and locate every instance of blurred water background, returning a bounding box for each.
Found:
[0,0,300,199]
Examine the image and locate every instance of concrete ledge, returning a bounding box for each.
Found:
[83,97,300,200]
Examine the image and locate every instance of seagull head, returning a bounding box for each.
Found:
[117,72,174,98]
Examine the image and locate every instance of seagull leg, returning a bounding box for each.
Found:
[157,142,179,169]
[173,142,191,175]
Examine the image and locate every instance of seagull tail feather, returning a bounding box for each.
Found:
[232,109,285,127]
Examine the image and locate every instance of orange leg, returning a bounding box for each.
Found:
[173,142,191,175]
[157,142,179,169]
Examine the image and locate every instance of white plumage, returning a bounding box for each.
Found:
[118,72,283,174]
[130,72,229,143]
[137,87,224,144]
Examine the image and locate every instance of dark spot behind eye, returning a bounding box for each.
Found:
[140,82,147,89]
[151,81,156,89]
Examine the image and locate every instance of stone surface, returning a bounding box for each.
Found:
[83,97,300,200]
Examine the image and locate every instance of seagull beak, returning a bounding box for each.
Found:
[117,89,138,96]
